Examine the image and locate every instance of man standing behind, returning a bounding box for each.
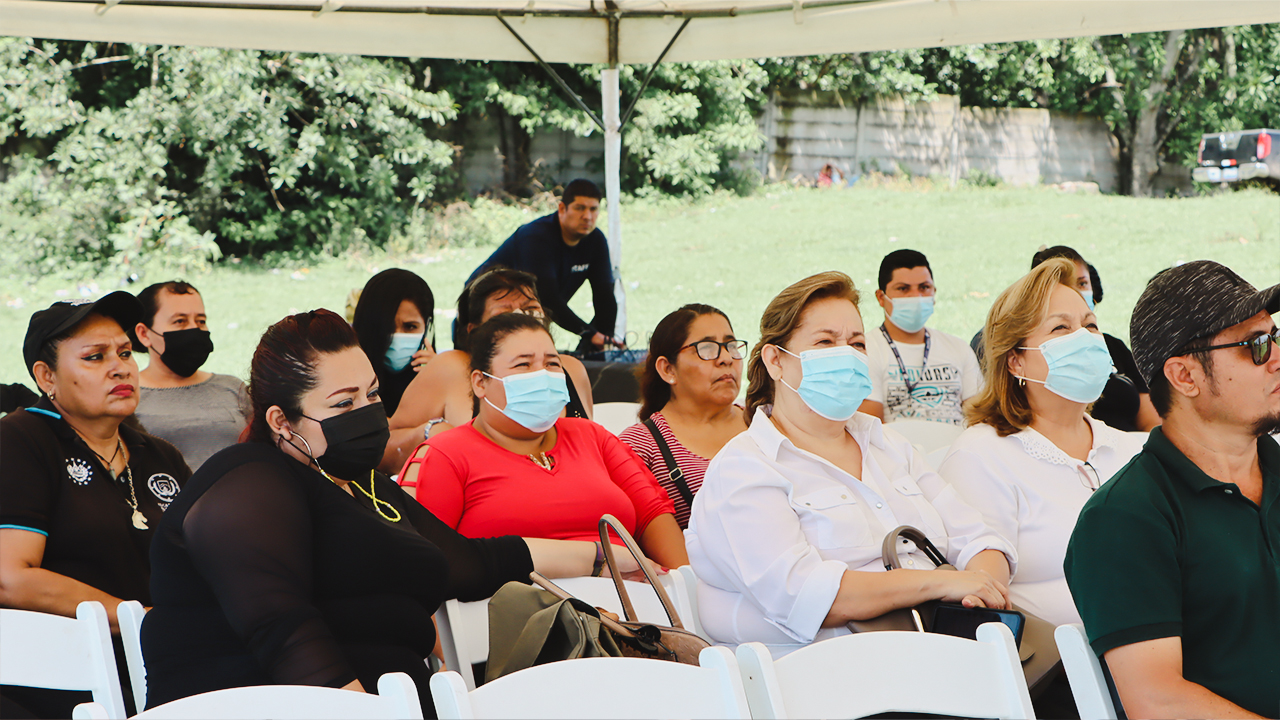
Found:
[467,179,620,353]
[1064,260,1280,719]
[859,249,982,425]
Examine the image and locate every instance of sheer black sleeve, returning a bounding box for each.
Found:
[391,476,533,603]
[182,462,356,689]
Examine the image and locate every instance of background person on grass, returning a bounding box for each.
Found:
[619,303,748,529]
[464,179,622,353]
[1,293,190,718]
[686,271,1014,659]
[130,281,249,471]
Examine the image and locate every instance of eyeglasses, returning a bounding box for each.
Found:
[510,308,546,320]
[1184,328,1279,366]
[681,339,748,362]
[1079,461,1101,492]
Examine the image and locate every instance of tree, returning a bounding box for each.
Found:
[1,39,458,277]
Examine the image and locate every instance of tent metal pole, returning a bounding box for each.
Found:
[603,9,626,341]
[620,17,690,130]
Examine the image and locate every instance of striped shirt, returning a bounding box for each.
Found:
[618,412,709,529]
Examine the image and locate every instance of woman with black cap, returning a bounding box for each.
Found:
[131,280,250,471]
[0,293,191,718]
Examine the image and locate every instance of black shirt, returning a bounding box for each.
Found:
[468,212,616,340]
[142,442,533,709]
[0,398,190,605]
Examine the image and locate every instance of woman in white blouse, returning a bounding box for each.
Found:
[685,271,1016,658]
[938,258,1145,627]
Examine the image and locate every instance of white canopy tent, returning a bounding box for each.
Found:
[6,0,1279,337]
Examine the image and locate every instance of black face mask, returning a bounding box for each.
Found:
[300,403,390,480]
[153,328,214,378]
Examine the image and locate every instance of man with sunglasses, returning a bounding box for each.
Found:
[1065,260,1280,719]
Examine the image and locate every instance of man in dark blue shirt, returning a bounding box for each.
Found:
[467,179,619,352]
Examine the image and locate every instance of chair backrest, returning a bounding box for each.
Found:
[924,445,950,471]
[592,402,641,435]
[430,646,750,719]
[736,623,1035,720]
[78,671,423,719]
[0,601,127,719]
[883,419,965,454]
[434,574,687,691]
[672,565,709,641]
[1055,623,1119,719]
[117,600,148,711]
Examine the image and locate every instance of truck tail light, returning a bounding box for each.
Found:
[1198,138,1205,164]
[1258,132,1272,161]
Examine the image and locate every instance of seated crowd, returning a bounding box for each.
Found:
[0,184,1276,719]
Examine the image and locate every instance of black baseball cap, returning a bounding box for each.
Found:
[1130,260,1280,387]
[23,292,144,382]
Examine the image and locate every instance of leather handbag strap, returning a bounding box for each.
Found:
[881,525,954,571]
[529,571,640,639]
[598,514,685,629]
[643,418,694,507]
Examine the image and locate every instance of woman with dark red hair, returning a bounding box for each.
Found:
[140,309,622,711]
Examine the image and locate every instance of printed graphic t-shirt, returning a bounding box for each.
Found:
[866,327,983,426]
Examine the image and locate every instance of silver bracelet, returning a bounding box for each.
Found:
[424,417,446,439]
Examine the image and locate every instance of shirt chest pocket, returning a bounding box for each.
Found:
[794,487,874,549]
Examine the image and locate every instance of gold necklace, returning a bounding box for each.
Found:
[527,452,555,471]
[335,469,403,523]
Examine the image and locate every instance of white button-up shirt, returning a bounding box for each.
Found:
[937,416,1146,626]
[685,407,1017,657]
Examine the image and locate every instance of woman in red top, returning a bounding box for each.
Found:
[403,313,688,572]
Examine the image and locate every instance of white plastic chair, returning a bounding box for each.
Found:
[736,623,1035,719]
[592,401,641,435]
[0,601,127,719]
[117,600,148,712]
[672,565,709,641]
[884,418,965,455]
[435,574,687,691]
[73,671,423,720]
[1055,623,1119,719]
[431,646,750,719]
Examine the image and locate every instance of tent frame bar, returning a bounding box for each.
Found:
[496,14,605,133]
[620,16,690,129]
[56,0,886,18]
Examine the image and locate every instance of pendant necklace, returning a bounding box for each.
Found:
[87,437,147,530]
[528,452,555,471]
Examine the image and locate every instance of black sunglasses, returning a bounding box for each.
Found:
[1185,328,1280,366]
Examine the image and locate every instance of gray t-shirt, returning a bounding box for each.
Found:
[134,373,250,471]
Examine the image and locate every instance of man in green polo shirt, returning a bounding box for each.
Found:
[1064,260,1280,719]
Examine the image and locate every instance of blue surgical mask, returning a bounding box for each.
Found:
[888,296,935,334]
[1081,289,1097,312]
[483,369,569,432]
[384,332,425,373]
[776,345,873,422]
[1018,328,1114,403]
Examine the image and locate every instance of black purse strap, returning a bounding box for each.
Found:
[643,418,694,508]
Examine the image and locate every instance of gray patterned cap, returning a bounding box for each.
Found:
[1130,260,1280,387]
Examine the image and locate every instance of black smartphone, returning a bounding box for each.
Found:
[929,603,1025,646]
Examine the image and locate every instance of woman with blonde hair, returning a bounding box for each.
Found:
[937,258,1145,627]
[685,271,1015,658]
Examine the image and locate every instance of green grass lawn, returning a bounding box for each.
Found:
[3,184,1277,389]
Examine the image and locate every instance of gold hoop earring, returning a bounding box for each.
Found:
[1017,376,1026,388]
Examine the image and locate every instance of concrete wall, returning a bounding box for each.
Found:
[757,91,1121,192]
[454,91,1124,194]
